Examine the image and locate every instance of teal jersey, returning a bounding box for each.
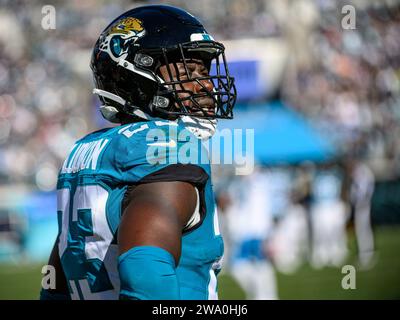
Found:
[56,119,223,300]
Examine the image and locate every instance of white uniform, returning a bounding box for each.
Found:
[224,170,278,300]
[351,163,375,268]
[311,170,348,268]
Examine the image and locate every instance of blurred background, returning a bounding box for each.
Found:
[1,0,400,299]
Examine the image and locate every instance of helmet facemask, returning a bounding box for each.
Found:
[148,41,236,120]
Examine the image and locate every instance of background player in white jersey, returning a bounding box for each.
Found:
[40,5,236,300]
[349,160,376,269]
[311,165,348,268]
[223,168,278,300]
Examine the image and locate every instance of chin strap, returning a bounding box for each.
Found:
[93,88,218,139]
[179,115,217,140]
[93,88,152,122]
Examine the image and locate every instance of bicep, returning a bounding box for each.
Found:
[118,181,197,265]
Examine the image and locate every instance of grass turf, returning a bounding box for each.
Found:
[0,225,399,300]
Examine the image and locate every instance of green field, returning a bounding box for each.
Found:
[1,226,399,300]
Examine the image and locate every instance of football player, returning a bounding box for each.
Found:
[40,5,236,300]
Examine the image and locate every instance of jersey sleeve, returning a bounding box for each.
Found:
[114,121,210,186]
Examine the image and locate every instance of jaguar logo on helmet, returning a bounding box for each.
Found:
[99,17,146,62]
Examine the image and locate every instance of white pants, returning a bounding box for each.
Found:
[231,260,278,300]
[311,201,348,268]
[354,202,374,267]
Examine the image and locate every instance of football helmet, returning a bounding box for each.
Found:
[90,5,236,125]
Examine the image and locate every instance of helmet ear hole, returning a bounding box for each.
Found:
[99,105,120,123]
[134,53,154,67]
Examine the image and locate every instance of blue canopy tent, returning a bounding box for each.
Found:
[212,102,336,165]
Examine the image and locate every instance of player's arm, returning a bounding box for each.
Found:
[39,237,70,300]
[117,181,197,300]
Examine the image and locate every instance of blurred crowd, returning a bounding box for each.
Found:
[280,0,400,180]
[0,0,131,190]
[1,0,399,189]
